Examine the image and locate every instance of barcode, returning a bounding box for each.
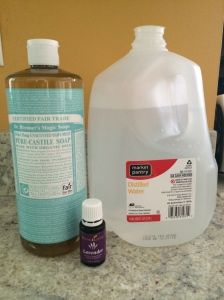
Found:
[168,205,191,218]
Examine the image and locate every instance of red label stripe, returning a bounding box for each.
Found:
[127,214,161,222]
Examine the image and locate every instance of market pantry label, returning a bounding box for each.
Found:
[126,158,196,222]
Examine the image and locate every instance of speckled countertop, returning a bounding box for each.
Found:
[0,132,224,300]
[0,192,224,300]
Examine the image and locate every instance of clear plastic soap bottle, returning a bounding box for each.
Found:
[6,39,87,256]
[88,26,217,247]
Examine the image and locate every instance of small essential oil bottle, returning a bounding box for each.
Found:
[80,198,106,266]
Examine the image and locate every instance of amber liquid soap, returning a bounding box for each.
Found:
[6,39,87,256]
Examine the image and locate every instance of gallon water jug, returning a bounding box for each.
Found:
[88,26,217,247]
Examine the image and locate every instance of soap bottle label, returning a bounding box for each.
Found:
[126,158,196,222]
[7,88,87,244]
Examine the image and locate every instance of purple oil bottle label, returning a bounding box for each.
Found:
[80,230,106,264]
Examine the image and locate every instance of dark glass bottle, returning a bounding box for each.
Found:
[80,199,106,266]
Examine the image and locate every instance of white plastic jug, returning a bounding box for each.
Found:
[88,26,217,247]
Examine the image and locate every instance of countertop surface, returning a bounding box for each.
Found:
[0,189,224,300]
